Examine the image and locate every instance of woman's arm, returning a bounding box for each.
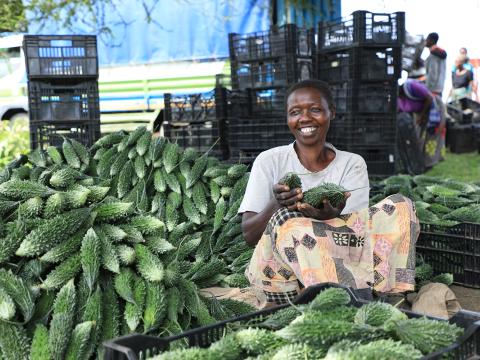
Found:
[242,184,302,247]
[418,95,433,127]
[242,201,280,247]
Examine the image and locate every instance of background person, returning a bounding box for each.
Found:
[398,79,446,169]
[425,32,447,97]
[239,80,419,307]
[450,54,474,101]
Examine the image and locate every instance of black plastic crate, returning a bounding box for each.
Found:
[329,80,397,114]
[227,117,293,152]
[247,88,286,117]
[231,56,313,90]
[318,11,405,52]
[448,124,477,154]
[162,120,229,160]
[164,91,219,124]
[460,97,480,113]
[417,222,480,288]
[23,35,98,79]
[228,148,261,165]
[164,88,250,124]
[327,112,397,147]
[402,33,425,72]
[29,120,100,150]
[447,103,473,124]
[334,145,396,177]
[103,282,480,360]
[317,47,402,82]
[229,24,315,62]
[447,98,480,124]
[27,80,100,122]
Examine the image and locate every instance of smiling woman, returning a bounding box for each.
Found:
[238,80,420,308]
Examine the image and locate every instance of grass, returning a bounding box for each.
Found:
[425,151,480,182]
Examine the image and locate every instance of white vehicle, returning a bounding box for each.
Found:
[0,33,228,133]
[0,35,29,124]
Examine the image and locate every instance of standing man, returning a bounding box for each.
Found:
[425,32,447,97]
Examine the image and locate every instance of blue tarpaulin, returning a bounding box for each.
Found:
[26,0,271,66]
[276,0,340,27]
[25,0,341,66]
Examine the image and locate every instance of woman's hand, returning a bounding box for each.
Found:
[272,184,303,211]
[297,192,351,220]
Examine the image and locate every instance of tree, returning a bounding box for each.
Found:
[0,0,27,32]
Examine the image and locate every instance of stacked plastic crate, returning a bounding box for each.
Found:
[446,97,480,153]
[162,87,240,160]
[23,35,101,149]
[316,11,405,176]
[227,24,315,163]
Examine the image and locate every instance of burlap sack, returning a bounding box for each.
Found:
[409,283,462,319]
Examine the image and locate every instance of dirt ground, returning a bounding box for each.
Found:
[450,285,480,312]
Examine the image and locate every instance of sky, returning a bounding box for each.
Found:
[342,0,480,97]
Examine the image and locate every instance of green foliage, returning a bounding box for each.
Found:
[0,119,29,167]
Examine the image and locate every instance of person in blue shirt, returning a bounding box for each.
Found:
[451,47,474,73]
[450,47,477,100]
[450,54,474,101]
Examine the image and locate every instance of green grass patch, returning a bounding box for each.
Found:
[425,151,480,182]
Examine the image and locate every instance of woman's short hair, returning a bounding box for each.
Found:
[285,79,336,111]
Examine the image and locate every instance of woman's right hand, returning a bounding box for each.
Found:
[272,184,303,211]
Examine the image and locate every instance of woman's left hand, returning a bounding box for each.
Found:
[297,192,350,220]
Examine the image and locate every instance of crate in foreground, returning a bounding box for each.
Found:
[23,35,98,79]
[417,222,480,288]
[103,282,480,360]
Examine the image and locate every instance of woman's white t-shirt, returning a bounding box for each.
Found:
[238,142,370,215]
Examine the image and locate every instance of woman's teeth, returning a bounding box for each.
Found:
[300,127,317,134]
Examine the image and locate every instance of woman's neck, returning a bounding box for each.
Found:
[294,142,335,172]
